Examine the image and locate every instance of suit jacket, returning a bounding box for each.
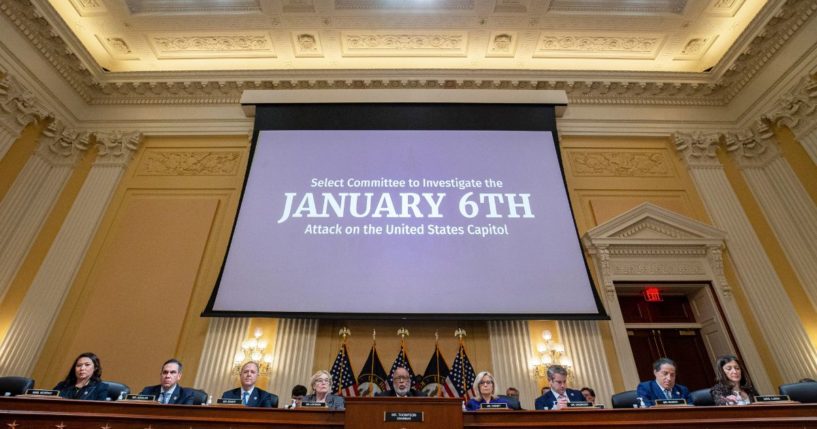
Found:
[302,393,345,410]
[375,388,428,397]
[636,380,691,406]
[710,382,758,405]
[139,384,195,405]
[54,380,108,401]
[534,388,585,410]
[222,387,278,408]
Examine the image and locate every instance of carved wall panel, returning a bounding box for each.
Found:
[341,31,468,56]
[149,33,276,58]
[533,33,663,59]
[136,150,243,176]
[567,150,673,177]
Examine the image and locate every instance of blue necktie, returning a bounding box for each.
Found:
[242,391,249,405]
[161,392,169,404]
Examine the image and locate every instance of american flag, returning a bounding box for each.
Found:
[330,343,358,397]
[419,344,457,397]
[388,342,419,390]
[447,343,477,399]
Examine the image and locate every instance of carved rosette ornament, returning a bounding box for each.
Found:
[673,131,722,168]
[34,120,91,166]
[94,131,142,166]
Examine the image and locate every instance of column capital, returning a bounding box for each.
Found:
[763,74,817,138]
[0,74,50,136]
[34,120,91,166]
[673,131,723,169]
[725,121,781,169]
[94,131,143,166]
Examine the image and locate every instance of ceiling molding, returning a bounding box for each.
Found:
[0,0,815,109]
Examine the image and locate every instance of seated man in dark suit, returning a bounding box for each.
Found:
[221,361,278,407]
[501,387,523,410]
[534,365,585,410]
[139,359,195,405]
[375,367,427,397]
[636,357,691,406]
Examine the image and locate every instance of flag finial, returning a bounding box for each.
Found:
[397,327,409,339]
[435,330,439,343]
[455,328,466,340]
[339,327,351,341]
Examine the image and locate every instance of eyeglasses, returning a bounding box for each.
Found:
[315,378,331,384]
[393,376,411,382]
[479,380,494,385]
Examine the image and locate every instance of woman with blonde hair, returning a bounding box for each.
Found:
[301,370,345,410]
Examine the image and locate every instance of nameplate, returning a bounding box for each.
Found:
[655,398,687,406]
[300,401,328,408]
[594,404,605,409]
[385,411,423,422]
[25,389,59,397]
[125,394,155,401]
[754,395,790,402]
[566,401,593,408]
[217,398,242,405]
[480,403,509,409]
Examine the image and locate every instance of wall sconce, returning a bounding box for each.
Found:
[528,329,573,380]
[233,328,273,375]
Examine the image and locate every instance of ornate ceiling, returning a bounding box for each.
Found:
[2,0,815,106]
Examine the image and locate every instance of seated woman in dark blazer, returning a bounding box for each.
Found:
[710,355,758,405]
[53,352,108,401]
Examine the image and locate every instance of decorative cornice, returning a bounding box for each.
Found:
[1,0,815,106]
[724,121,781,169]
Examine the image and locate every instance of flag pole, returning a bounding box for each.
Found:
[435,331,442,398]
[369,329,376,397]
[338,327,350,396]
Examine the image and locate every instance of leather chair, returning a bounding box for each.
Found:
[611,390,638,408]
[191,388,208,405]
[105,381,130,401]
[497,395,522,410]
[779,381,817,403]
[0,376,35,396]
[689,388,715,406]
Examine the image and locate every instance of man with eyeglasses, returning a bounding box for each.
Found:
[376,367,428,397]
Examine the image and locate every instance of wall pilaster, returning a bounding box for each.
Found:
[0,121,89,302]
[0,131,141,375]
[558,320,614,407]
[674,132,817,382]
[726,123,817,311]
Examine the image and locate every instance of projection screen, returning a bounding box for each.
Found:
[205,91,606,320]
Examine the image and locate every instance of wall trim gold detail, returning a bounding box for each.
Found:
[138,150,242,176]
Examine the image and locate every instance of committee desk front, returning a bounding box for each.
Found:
[3,397,817,429]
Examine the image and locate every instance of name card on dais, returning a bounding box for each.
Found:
[655,399,687,406]
[754,395,790,403]
[25,389,59,397]
[217,398,242,405]
[300,401,328,408]
[480,403,509,409]
[385,411,424,422]
[566,401,593,408]
[125,394,155,401]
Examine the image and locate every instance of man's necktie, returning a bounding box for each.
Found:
[664,389,672,399]
[242,391,249,405]
[161,392,169,404]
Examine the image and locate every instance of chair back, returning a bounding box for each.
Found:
[497,395,522,410]
[689,388,715,406]
[191,389,208,405]
[105,381,130,401]
[779,381,817,403]
[611,390,638,408]
[0,376,35,396]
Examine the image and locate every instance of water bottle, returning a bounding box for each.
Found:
[118,391,126,401]
[635,397,646,408]
[205,395,212,406]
